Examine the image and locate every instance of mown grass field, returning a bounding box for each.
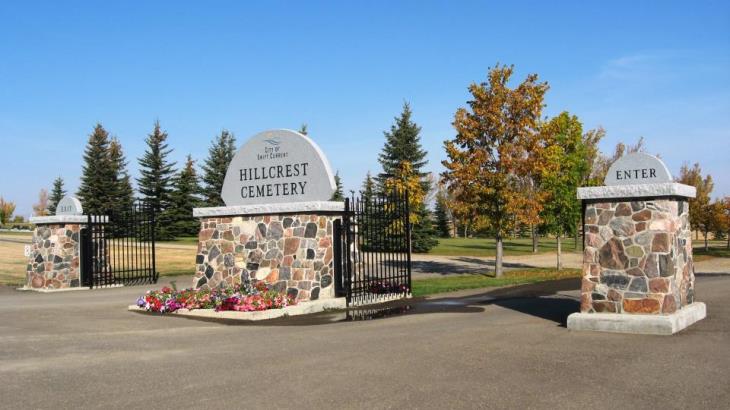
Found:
[0,232,196,286]
[411,268,582,297]
[693,241,730,261]
[0,239,28,286]
[428,236,581,257]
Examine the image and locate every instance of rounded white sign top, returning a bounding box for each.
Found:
[221,129,337,206]
[604,152,673,186]
[55,196,83,215]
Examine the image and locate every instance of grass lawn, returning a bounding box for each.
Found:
[158,236,199,245]
[0,230,33,237]
[411,268,582,297]
[429,236,581,257]
[0,238,197,286]
[694,241,730,261]
[0,240,28,286]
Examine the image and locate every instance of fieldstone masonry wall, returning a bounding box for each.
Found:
[27,224,81,289]
[193,213,339,302]
[582,198,693,314]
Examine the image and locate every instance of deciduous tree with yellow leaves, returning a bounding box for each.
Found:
[442,64,549,277]
[677,163,715,249]
[0,197,16,225]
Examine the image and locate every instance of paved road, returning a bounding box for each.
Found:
[409,253,583,276]
[1,275,728,409]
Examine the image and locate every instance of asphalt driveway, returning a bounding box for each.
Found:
[0,275,728,409]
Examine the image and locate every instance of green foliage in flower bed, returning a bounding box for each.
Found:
[136,281,295,313]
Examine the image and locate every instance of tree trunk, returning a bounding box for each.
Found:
[557,234,562,271]
[704,229,709,252]
[727,231,729,249]
[495,235,504,278]
[531,224,538,253]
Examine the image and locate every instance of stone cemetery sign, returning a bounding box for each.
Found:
[221,129,337,206]
[604,152,673,186]
[55,196,83,215]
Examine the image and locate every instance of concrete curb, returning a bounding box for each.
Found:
[18,284,123,293]
[567,302,706,335]
[17,286,90,293]
[128,297,347,321]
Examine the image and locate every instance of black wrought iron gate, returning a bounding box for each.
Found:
[334,190,412,306]
[80,201,158,288]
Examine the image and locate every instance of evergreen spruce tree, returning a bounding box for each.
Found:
[77,123,115,215]
[137,121,176,239]
[377,103,429,189]
[410,199,438,253]
[359,172,377,251]
[162,155,202,238]
[361,171,375,203]
[137,121,176,213]
[109,138,136,214]
[377,102,437,253]
[434,189,451,238]
[201,130,236,206]
[47,177,66,215]
[331,171,345,201]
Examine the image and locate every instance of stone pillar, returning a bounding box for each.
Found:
[192,202,344,302]
[581,198,693,314]
[26,215,88,290]
[568,182,706,334]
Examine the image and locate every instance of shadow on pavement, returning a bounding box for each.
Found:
[408,256,535,276]
[487,298,579,327]
[168,277,582,327]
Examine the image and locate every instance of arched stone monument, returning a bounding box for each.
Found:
[567,153,706,334]
[192,129,344,302]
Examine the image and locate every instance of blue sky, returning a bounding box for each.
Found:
[1,1,729,216]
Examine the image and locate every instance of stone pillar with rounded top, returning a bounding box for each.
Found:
[26,196,91,291]
[567,153,706,335]
[191,129,344,303]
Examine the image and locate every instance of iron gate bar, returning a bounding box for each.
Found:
[80,201,158,288]
[338,190,411,306]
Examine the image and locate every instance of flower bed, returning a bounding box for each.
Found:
[368,281,409,295]
[136,281,295,314]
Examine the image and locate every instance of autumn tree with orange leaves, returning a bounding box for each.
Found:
[442,64,550,277]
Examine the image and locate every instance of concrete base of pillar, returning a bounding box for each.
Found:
[567,302,706,335]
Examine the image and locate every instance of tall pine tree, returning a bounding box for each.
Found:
[331,171,345,201]
[361,171,375,202]
[434,188,451,238]
[109,138,136,214]
[77,123,116,215]
[48,177,66,215]
[377,103,428,188]
[201,130,236,206]
[358,171,377,251]
[137,121,176,214]
[162,155,202,238]
[377,102,437,253]
[298,124,308,135]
